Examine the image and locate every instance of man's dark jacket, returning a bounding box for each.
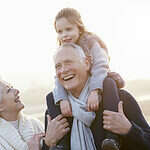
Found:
[42,90,150,150]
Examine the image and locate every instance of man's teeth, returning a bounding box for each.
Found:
[64,39,72,42]
[63,75,74,81]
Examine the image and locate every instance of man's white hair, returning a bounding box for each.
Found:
[54,43,86,61]
[0,80,9,102]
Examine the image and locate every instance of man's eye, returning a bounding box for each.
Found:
[66,27,72,31]
[55,65,61,69]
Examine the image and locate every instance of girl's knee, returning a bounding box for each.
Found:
[103,77,117,88]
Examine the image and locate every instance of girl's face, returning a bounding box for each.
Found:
[55,17,80,44]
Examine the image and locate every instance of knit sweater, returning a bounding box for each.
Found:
[0,113,44,150]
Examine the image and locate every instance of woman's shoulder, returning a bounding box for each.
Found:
[22,114,43,127]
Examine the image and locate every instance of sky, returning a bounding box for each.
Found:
[0,0,150,91]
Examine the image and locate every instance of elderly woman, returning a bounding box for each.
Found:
[0,80,69,150]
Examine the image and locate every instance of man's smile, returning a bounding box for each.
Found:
[63,74,75,81]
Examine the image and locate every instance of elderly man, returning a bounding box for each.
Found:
[0,80,69,150]
[44,43,150,150]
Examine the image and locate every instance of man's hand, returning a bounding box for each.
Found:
[87,89,102,112]
[44,115,70,147]
[60,100,72,117]
[103,101,132,135]
[27,133,45,150]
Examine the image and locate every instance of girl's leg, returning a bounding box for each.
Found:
[102,77,120,150]
[103,77,120,111]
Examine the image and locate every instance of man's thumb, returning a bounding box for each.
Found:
[118,101,124,114]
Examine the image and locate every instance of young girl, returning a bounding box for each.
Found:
[53,8,123,150]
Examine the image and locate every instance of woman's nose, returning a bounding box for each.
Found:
[14,89,19,96]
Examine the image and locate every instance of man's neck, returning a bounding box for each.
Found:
[70,91,80,98]
[69,78,89,98]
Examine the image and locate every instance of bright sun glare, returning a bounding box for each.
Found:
[0,0,150,90]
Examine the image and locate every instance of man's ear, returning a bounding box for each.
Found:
[84,56,91,71]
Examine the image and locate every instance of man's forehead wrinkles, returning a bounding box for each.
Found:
[56,56,71,63]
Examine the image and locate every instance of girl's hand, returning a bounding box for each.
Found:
[108,72,125,88]
[60,100,72,117]
[87,89,102,112]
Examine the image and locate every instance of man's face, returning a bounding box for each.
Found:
[55,46,90,97]
[0,81,24,114]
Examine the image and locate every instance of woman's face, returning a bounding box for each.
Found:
[0,81,24,114]
[55,17,80,44]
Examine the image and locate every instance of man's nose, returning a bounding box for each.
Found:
[60,65,69,73]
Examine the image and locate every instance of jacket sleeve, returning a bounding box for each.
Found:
[119,89,150,150]
[42,110,51,150]
[89,42,109,92]
[122,121,150,150]
[53,77,68,104]
[43,93,71,150]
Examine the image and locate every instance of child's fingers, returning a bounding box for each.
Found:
[68,105,72,116]
[61,107,72,117]
[69,111,72,116]
[89,104,93,112]
[87,103,90,111]
[93,104,98,111]
[91,104,95,111]
[61,109,66,115]
[89,104,94,112]
[95,103,99,111]
[66,110,72,117]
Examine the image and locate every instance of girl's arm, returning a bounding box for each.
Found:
[53,77,68,104]
[89,41,109,92]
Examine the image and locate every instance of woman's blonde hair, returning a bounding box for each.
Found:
[54,8,108,54]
